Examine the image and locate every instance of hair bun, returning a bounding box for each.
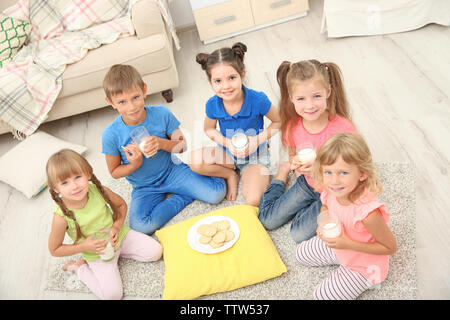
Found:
[231,42,247,60]
[196,53,210,70]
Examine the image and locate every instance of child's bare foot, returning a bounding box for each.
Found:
[225,171,240,201]
[62,259,86,273]
[275,161,292,182]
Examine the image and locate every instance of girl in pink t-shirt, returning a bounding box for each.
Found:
[259,59,356,243]
[296,133,397,300]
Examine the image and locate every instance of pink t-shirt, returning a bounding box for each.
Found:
[320,189,390,283]
[283,114,357,187]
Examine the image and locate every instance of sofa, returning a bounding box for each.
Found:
[321,0,450,38]
[0,0,179,135]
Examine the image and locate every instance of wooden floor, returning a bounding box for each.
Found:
[0,0,449,299]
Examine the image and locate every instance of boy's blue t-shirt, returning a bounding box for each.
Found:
[205,85,272,157]
[102,105,180,188]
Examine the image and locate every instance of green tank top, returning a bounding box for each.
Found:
[54,183,130,262]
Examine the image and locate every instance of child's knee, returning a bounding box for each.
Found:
[203,179,226,204]
[188,162,202,174]
[258,214,275,230]
[130,219,158,236]
[291,231,315,244]
[245,197,260,207]
[290,222,317,244]
[243,192,262,207]
[257,204,281,230]
[188,150,204,171]
[143,241,163,262]
[210,188,226,204]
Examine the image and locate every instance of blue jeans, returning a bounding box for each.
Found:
[129,162,226,235]
[258,174,322,243]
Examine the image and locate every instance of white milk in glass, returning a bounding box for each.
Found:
[95,229,115,261]
[297,148,316,164]
[231,133,249,155]
[139,140,156,158]
[99,241,115,261]
[317,210,341,239]
[321,222,341,238]
[130,126,156,158]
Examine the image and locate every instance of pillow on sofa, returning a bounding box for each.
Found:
[0,14,31,68]
[155,205,287,300]
[29,0,130,40]
[0,131,87,198]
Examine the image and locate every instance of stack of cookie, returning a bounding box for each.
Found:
[197,219,235,249]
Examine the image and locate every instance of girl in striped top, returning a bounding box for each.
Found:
[296,133,397,300]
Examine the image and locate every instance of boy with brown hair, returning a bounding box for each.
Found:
[102,64,226,235]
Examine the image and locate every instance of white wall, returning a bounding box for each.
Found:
[169,0,196,28]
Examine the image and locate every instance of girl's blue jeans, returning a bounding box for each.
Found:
[258,174,322,243]
[129,163,226,235]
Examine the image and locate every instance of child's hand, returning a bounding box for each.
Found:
[82,234,107,254]
[225,138,238,157]
[109,227,120,247]
[122,144,143,168]
[298,162,313,178]
[291,155,302,167]
[142,136,160,156]
[289,158,302,177]
[290,160,301,171]
[244,135,259,157]
[291,155,314,177]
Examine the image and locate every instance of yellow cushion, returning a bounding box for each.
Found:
[155,204,287,300]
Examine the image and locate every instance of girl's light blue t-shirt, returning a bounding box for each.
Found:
[102,105,180,188]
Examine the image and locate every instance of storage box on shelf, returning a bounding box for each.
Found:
[189,0,309,44]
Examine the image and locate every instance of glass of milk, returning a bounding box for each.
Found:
[317,210,341,238]
[94,229,115,262]
[130,126,157,158]
[231,132,249,157]
[296,142,316,166]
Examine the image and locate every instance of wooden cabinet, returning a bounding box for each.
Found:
[191,1,254,41]
[189,0,309,44]
[251,0,309,25]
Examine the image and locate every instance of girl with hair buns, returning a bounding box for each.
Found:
[46,149,162,300]
[259,59,358,243]
[189,42,281,206]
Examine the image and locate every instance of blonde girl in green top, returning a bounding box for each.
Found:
[47,149,162,300]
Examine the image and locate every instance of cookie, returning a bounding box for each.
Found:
[212,230,226,243]
[211,221,220,228]
[197,224,217,237]
[225,230,235,241]
[209,240,224,248]
[199,235,212,244]
[217,220,230,231]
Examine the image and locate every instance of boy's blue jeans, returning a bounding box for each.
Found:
[129,162,226,235]
[258,174,322,243]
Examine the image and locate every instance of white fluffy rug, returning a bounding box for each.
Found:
[45,162,417,299]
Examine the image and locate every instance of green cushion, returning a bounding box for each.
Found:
[0,14,31,68]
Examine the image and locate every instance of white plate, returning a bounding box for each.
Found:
[187,215,240,254]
